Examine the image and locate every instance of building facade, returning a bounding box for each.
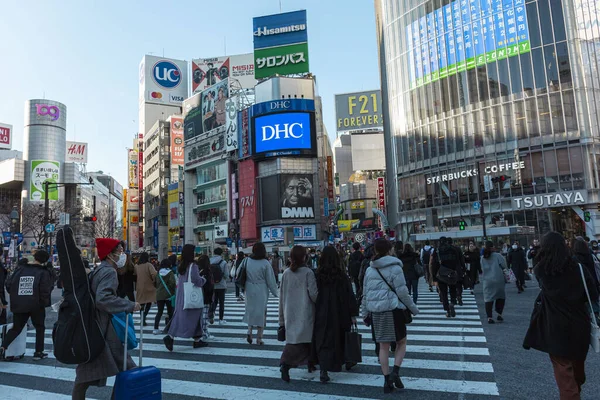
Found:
[377,0,600,242]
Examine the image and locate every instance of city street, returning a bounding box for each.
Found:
[5,279,598,399]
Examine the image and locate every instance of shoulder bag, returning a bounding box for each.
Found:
[437,265,458,285]
[235,258,248,290]
[183,263,204,310]
[414,261,425,278]
[158,273,176,308]
[374,268,413,324]
[578,264,600,353]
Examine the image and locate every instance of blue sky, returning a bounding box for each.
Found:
[0,0,380,186]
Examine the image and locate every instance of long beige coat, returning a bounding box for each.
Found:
[135,262,157,304]
[279,266,318,344]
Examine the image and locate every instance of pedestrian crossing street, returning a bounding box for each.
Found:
[0,283,500,399]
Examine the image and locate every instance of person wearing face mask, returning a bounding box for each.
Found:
[507,241,528,293]
[526,239,540,274]
[308,249,319,270]
[72,238,140,400]
[134,252,157,326]
[463,241,482,295]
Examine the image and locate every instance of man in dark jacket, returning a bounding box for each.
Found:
[1,250,53,360]
[348,242,364,297]
[433,237,461,317]
[507,241,528,293]
[0,260,7,325]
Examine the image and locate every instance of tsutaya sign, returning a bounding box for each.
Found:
[513,190,587,210]
[426,161,526,185]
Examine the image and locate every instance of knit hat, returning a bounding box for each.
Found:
[96,238,121,260]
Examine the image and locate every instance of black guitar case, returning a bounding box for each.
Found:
[52,226,105,364]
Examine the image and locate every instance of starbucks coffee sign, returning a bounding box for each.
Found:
[513,190,587,210]
[427,161,526,184]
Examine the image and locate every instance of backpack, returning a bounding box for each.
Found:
[422,248,432,266]
[52,227,105,365]
[210,261,224,284]
[348,252,363,278]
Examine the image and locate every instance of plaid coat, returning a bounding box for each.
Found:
[75,261,136,385]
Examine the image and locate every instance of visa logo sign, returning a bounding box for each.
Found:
[254,112,312,154]
[170,94,184,103]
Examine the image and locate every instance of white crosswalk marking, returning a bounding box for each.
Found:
[2,283,500,398]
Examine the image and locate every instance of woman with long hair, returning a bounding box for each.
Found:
[279,245,318,382]
[463,241,482,295]
[480,241,507,324]
[234,252,246,302]
[398,243,422,304]
[312,246,358,383]
[134,252,157,326]
[197,255,214,340]
[524,232,598,399]
[363,238,419,393]
[163,244,207,351]
[117,253,136,301]
[243,243,278,345]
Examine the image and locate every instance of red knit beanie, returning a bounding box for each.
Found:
[96,238,121,260]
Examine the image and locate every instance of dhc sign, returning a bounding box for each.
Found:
[254,112,312,154]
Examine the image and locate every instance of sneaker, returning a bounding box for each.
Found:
[209,318,215,325]
[32,352,48,361]
[487,318,495,324]
[497,315,504,322]
[163,335,174,352]
[193,340,209,348]
[449,305,456,318]
[218,320,227,325]
[152,329,161,335]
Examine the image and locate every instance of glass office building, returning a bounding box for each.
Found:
[377,0,600,242]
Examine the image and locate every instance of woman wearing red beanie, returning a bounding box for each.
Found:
[72,238,141,400]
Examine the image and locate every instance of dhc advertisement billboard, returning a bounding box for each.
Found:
[252,112,316,157]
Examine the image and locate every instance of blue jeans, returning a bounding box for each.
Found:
[406,278,419,304]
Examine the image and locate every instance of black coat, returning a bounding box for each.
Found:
[523,262,599,360]
[463,250,482,273]
[507,248,527,272]
[399,252,420,281]
[312,274,358,372]
[575,251,599,287]
[0,262,7,306]
[6,263,53,313]
[348,251,364,279]
[199,267,214,306]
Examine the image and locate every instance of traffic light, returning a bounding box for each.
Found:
[83,216,97,222]
[491,175,511,184]
[584,211,591,222]
[458,220,466,231]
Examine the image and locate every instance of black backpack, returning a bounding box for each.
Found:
[348,252,363,278]
[422,248,432,266]
[210,261,224,283]
[52,227,105,365]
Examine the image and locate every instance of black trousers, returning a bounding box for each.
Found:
[438,282,457,311]
[0,308,6,325]
[72,380,115,400]
[513,267,526,289]
[141,303,152,324]
[485,299,505,318]
[210,289,226,321]
[2,308,45,353]
[154,300,174,330]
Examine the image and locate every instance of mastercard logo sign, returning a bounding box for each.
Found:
[151,92,163,99]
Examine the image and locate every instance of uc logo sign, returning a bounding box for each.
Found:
[152,60,181,89]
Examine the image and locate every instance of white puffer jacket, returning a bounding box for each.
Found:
[363,255,419,315]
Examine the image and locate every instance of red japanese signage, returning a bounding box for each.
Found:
[377,177,386,212]
[327,156,334,201]
[238,159,257,240]
[240,108,250,158]
[138,134,144,247]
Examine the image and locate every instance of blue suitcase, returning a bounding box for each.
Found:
[114,312,162,399]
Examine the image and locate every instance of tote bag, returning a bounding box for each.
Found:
[111,312,138,350]
[344,324,362,364]
[183,264,204,310]
[579,264,600,353]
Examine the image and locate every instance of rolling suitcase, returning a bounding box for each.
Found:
[1,323,27,360]
[113,312,162,399]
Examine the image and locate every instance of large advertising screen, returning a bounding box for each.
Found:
[184,79,229,142]
[30,160,60,201]
[253,111,316,157]
[280,174,315,219]
[406,0,530,89]
[192,53,256,93]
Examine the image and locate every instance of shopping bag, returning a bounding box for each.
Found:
[344,324,362,364]
[183,264,204,310]
[504,269,516,284]
[112,312,138,350]
[277,326,286,342]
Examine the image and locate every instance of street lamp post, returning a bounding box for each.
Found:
[9,205,19,266]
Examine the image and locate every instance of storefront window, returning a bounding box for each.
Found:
[531,152,547,193]
[569,147,585,190]
[195,205,227,226]
[196,162,227,185]
[196,183,227,205]
[543,151,559,193]
[556,148,573,191]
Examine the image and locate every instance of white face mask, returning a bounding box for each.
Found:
[512,245,518,250]
[111,253,127,268]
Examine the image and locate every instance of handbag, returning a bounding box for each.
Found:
[363,313,372,327]
[158,273,176,308]
[578,264,600,353]
[437,265,458,285]
[277,326,286,342]
[235,258,248,289]
[111,312,138,350]
[504,269,516,284]
[183,263,204,310]
[344,323,362,364]
[414,263,425,278]
[375,268,413,324]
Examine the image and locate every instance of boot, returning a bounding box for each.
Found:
[320,370,330,383]
[383,374,394,394]
[280,364,291,382]
[391,365,404,389]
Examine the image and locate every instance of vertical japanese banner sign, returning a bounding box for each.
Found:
[128,149,138,188]
[138,134,144,248]
[377,177,386,212]
[30,160,60,201]
[170,117,184,165]
[326,156,334,202]
[226,95,239,153]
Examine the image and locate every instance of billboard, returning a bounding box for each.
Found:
[281,174,314,219]
[128,149,138,188]
[30,160,60,201]
[0,123,12,150]
[225,95,239,153]
[192,53,256,93]
[184,132,226,169]
[253,10,309,79]
[201,79,229,137]
[238,107,251,158]
[168,183,179,229]
[351,133,386,171]
[405,0,531,89]
[182,93,201,119]
[139,55,189,105]
[253,112,316,157]
[337,219,360,232]
[261,224,316,243]
[170,117,184,165]
[254,42,310,79]
[377,177,386,211]
[238,159,257,240]
[65,141,88,163]
[335,90,383,131]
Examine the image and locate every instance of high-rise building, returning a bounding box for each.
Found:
[376,0,600,242]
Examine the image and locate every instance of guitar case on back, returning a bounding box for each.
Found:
[52,226,105,364]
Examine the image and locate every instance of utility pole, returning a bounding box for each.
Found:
[43,181,50,248]
[477,162,487,239]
